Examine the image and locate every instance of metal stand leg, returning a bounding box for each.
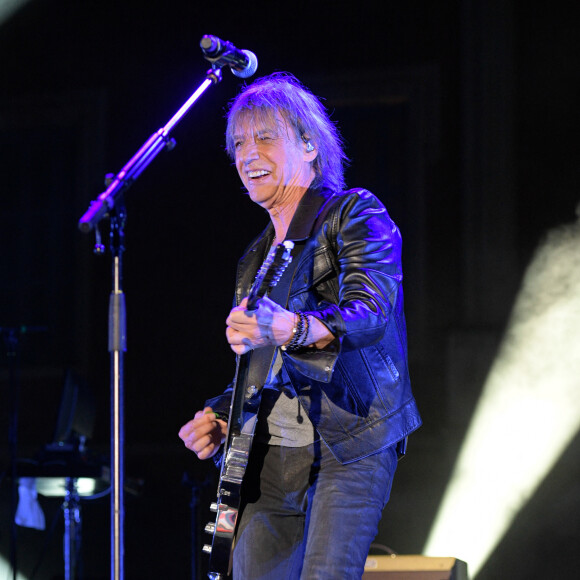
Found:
[63,478,82,580]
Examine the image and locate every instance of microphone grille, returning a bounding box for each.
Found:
[232,50,258,79]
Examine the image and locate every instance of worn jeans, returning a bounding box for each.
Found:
[233,440,398,579]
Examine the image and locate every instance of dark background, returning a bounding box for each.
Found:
[1,1,579,578]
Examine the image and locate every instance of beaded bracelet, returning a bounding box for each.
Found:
[281,311,309,352]
[296,311,310,349]
[281,311,304,351]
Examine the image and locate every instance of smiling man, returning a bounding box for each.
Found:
[232,113,316,212]
[179,73,421,579]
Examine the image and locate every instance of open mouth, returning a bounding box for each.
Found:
[248,170,271,180]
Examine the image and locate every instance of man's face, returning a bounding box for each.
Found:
[233,112,316,209]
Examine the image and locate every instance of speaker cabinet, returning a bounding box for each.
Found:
[363,555,468,580]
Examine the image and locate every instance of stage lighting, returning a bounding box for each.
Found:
[0,558,29,580]
[423,213,580,577]
[0,1,31,26]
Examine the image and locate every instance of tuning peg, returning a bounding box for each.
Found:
[202,544,212,554]
[205,522,216,534]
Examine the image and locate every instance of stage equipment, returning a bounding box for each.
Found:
[77,36,258,580]
[16,370,107,580]
[363,555,468,580]
[200,35,258,78]
[1,324,47,580]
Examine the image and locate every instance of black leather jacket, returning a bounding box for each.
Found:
[207,187,421,464]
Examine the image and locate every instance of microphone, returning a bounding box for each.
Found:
[200,35,258,79]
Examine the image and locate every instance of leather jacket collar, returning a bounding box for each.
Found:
[235,187,334,306]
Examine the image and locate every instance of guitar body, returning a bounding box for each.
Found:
[204,241,294,580]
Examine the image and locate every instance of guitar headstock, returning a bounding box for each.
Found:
[247,241,294,311]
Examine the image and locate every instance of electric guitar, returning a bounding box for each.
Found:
[203,240,294,580]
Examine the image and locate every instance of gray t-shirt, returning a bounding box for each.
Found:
[256,350,318,447]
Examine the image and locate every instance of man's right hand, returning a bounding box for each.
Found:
[178,407,227,460]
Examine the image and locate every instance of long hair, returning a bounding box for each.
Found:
[225,72,348,192]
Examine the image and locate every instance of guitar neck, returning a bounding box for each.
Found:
[204,240,294,578]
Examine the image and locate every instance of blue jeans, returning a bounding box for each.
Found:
[233,441,398,579]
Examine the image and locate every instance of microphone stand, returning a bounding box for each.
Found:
[108,206,126,580]
[78,66,224,580]
[78,66,223,234]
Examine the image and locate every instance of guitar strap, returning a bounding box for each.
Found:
[239,241,305,435]
[239,186,335,433]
